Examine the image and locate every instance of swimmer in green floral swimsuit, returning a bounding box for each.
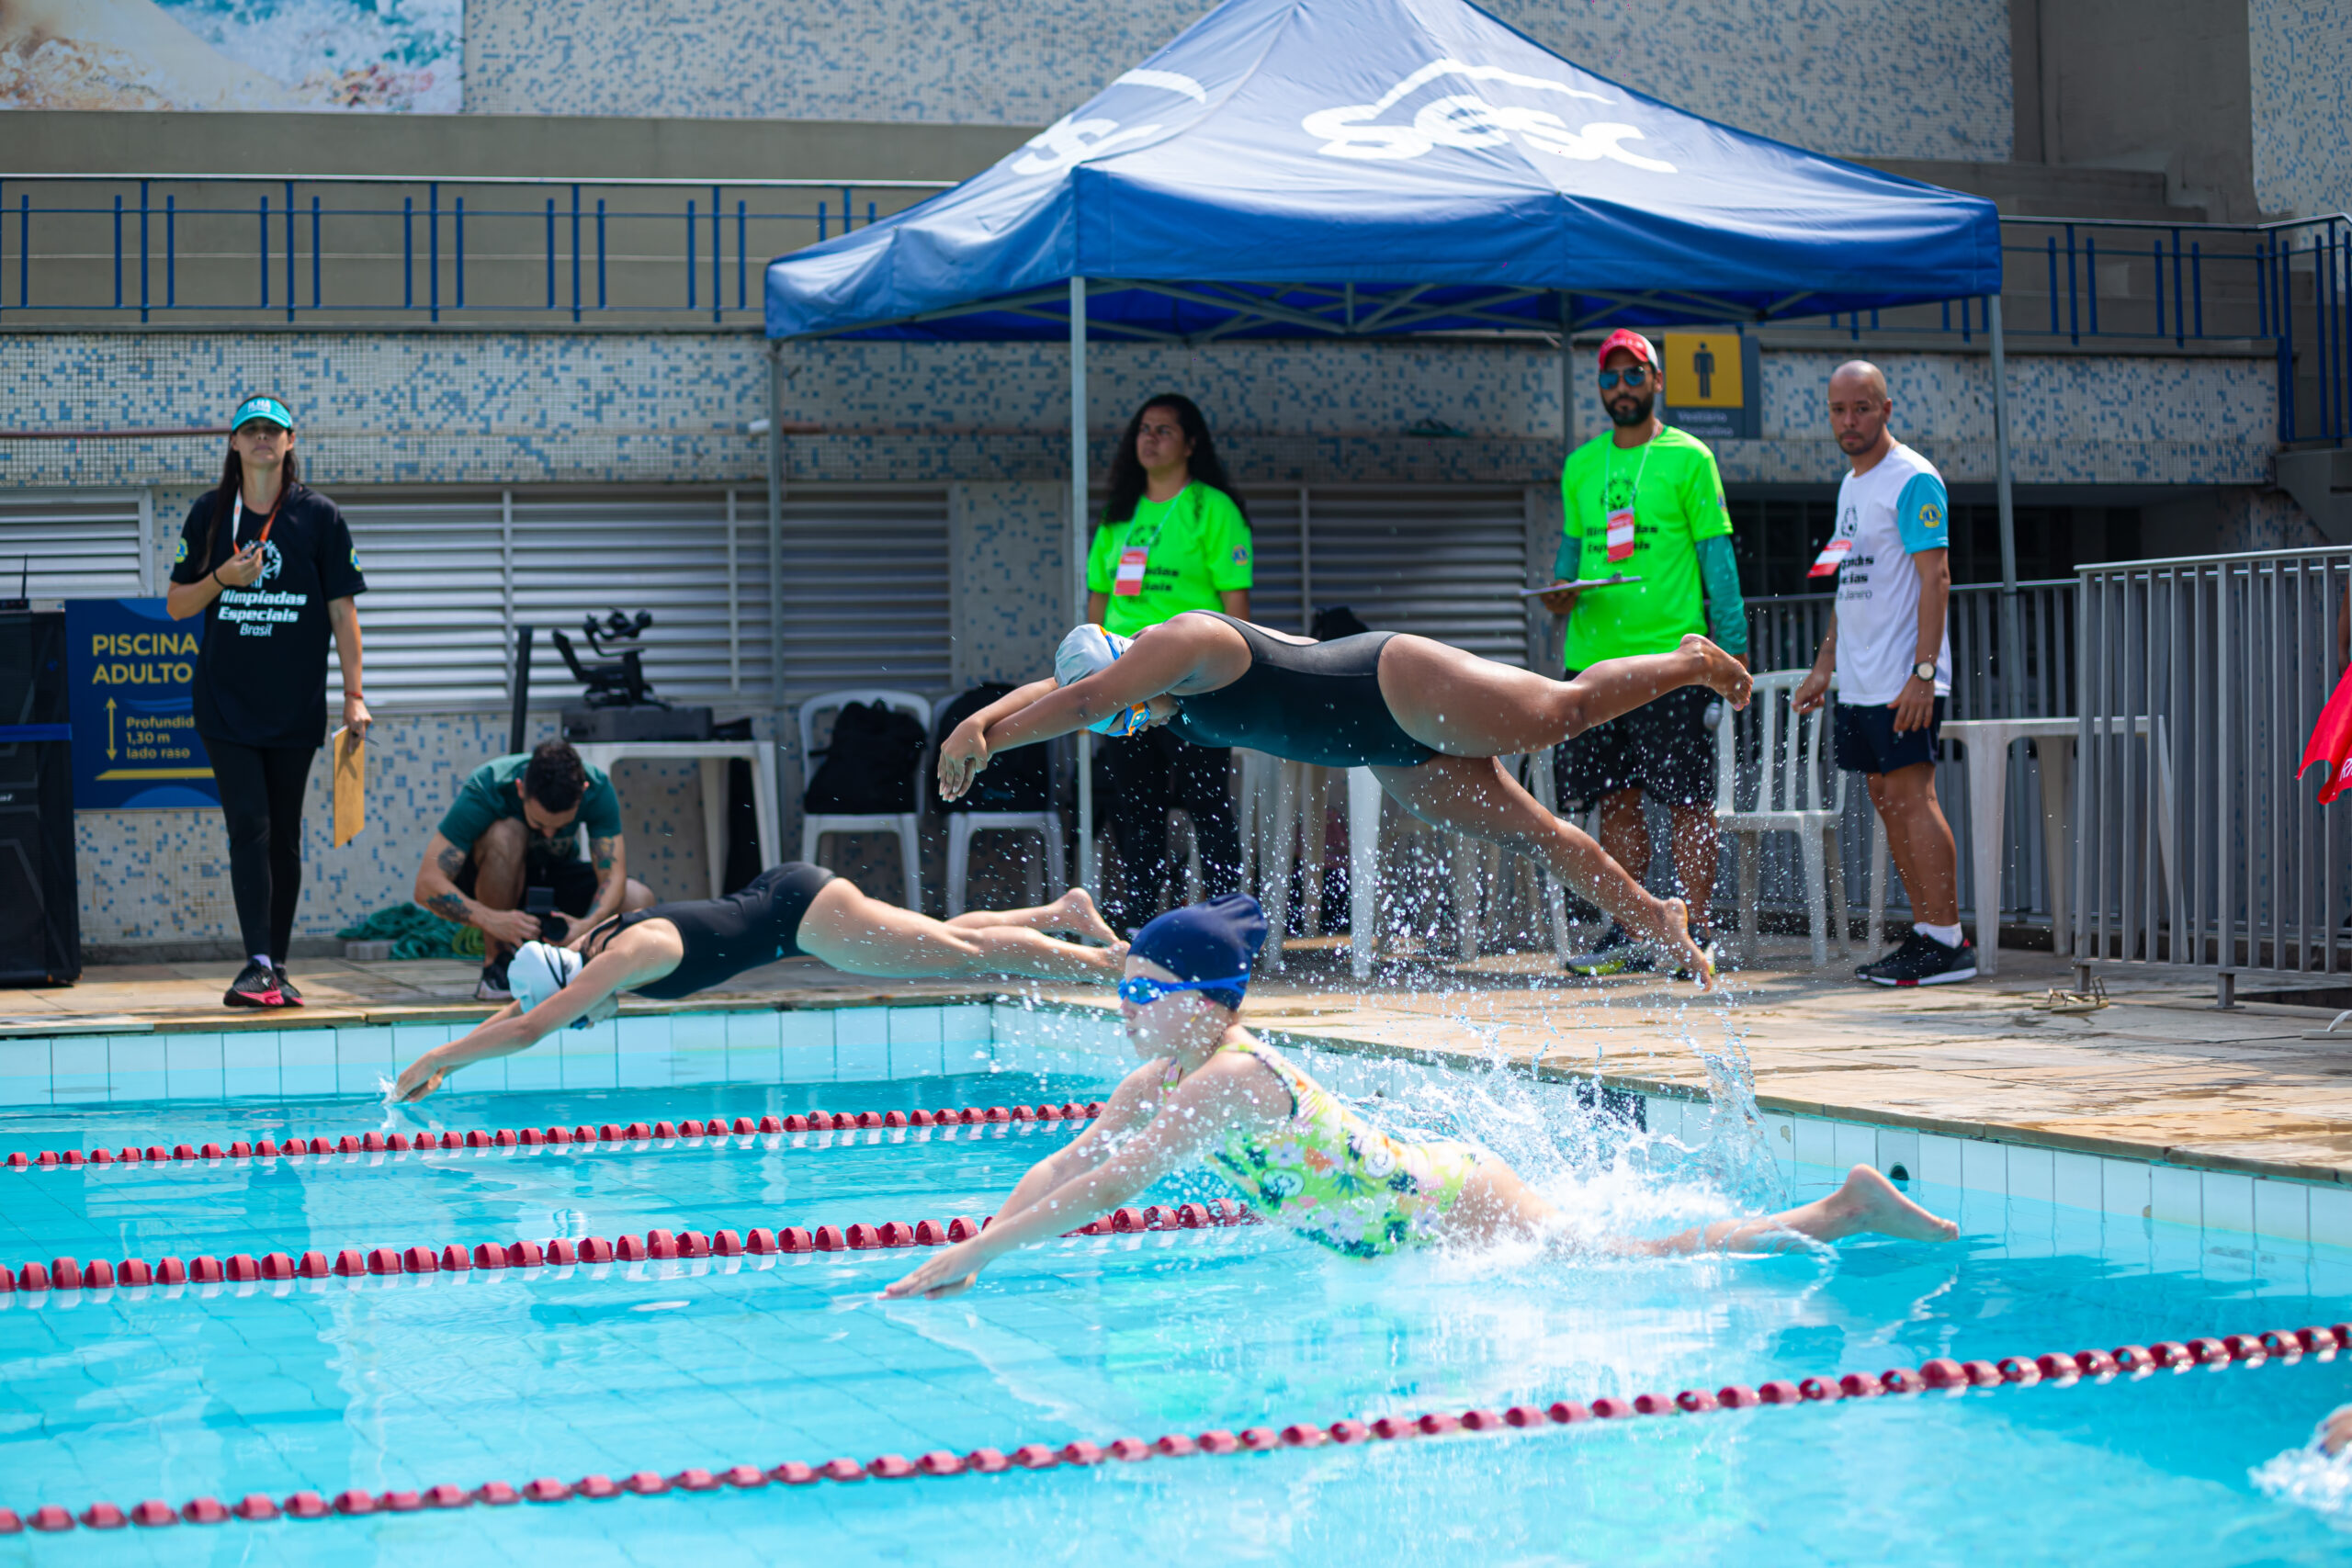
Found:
[885,896,1958,1302]
[1205,1040,1479,1258]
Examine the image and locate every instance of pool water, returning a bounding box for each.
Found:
[5,1063,2351,1565]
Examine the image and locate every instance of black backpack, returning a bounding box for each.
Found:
[804,701,930,813]
[1312,605,1374,641]
[933,684,1051,813]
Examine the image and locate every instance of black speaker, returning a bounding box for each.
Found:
[0,611,80,986]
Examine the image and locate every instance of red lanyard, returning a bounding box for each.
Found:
[230,489,281,553]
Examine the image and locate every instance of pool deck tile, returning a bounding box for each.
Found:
[8,939,2352,1195]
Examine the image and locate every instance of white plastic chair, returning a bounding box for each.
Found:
[797,688,931,910]
[1715,671,1850,967]
[936,693,1068,917]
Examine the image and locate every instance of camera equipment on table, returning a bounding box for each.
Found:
[549,610,711,744]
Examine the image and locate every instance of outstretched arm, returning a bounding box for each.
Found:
[938,631,1203,800]
[882,1053,1275,1299]
[390,927,677,1100]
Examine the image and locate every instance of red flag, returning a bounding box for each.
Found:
[2299,662,2352,804]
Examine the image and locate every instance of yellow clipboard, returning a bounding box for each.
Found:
[331,726,366,846]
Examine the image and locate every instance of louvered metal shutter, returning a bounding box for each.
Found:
[775,486,954,701]
[1292,487,1535,664]
[0,490,152,598]
[332,484,950,711]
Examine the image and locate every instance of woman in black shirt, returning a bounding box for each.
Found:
[165,396,369,1009]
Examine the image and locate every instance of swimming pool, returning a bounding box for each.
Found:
[4,1008,2350,1563]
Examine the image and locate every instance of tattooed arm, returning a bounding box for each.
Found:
[576,834,629,931]
[413,830,540,949]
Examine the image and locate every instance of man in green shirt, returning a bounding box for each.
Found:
[1082,394,1254,931]
[1540,330,1748,976]
[413,739,654,999]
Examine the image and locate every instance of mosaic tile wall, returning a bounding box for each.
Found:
[951,481,1070,688]
[460,0,2012,164]
[75,711,724,953]
[0,332,2286,493]
[2249,0,2352,219]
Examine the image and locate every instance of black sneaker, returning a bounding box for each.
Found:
[272,964,304,1006]
[1567,922,1655,976]
[1857,931,1978,987]
[476,956,513,1003]
[224,959,284,1009]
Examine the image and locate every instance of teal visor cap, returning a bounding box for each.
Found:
[231,395,293,432]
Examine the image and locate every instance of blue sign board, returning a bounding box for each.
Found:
[63,598,218,809]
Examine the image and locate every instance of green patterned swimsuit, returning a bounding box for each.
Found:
[1201,1041,1481,1259]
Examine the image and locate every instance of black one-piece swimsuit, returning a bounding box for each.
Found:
[1169,612,1439,770]
[589,862,836,999]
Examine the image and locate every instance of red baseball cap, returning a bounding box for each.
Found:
[1596,328,1657,368]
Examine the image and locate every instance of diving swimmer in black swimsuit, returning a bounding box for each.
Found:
[941,613,1753,986]
[391,864,1125,1101]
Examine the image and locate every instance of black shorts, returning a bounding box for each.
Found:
[1554,674,1715,809]
[1833,698,1945,776]
[455,847,601,916]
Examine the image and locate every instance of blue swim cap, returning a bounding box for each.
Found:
[1130,894,1268,1010]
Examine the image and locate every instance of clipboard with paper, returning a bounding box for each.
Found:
[331,726,366,846]
[1516,574,1642,597]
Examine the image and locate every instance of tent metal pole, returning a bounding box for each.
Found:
[1988,293,2024,719]
[765,339,788,846]
[1071,276,1096,891]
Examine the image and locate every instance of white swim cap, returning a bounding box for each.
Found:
[1054,625,1152,736]
[508,940,616,1030]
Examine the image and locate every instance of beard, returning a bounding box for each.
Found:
[1607,391,1655,428]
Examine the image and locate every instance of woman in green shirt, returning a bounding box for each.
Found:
[1083,395,1253,931]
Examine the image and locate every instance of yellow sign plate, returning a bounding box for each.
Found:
[1662,332,1744,408]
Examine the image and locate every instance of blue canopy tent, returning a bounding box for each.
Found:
[763,0,2017,892]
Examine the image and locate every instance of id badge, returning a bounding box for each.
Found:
[1114,546,1148,596]
[1807,536,1853,579]
[1604,508,1637,563]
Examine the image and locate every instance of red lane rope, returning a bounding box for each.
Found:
[0,1200,1259,1297]
[5,1327,2341,1534]
[1,1102,1106,1174]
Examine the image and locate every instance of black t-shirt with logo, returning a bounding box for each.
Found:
[169,483,368,748]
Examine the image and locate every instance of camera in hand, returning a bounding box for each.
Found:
[524,884,570,945]
[551,609,711,744]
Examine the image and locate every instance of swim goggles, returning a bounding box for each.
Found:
[1117,973,1252,1007]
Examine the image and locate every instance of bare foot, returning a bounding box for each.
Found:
[1681,633,1752,710]
[2321,1405,2352,1457]
[1046,887,1125,949]
[1651,896,1715,991]
[1820,1165,1959,1243]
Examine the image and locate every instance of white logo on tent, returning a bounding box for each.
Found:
[1302,58,1676,172]
[1012,69,1210,176]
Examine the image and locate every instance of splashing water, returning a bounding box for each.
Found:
[2254,1407,2352,1529]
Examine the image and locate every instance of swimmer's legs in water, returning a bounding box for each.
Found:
[942,886,1123,949]
[794,876,1120,983]
[1374,754,1706,982]
[1442,1159,1957,1254]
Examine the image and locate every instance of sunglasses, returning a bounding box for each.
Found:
[1598,367,1652,389]
[1117,973,1251,1007]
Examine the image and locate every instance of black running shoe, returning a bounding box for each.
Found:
[1567,922,1655,976]
[224,959,284,1009]
[476,956,513,1003]
[1857,931,1978,987]
[272,964,304,1006]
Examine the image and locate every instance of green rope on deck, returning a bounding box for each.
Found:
[335,906,487,962]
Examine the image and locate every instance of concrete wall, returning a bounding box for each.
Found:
[0,330,2289,495]
[2249,0,2352,218]
[457,0,2013,163]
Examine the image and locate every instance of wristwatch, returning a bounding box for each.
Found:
[1911,660,1938,683]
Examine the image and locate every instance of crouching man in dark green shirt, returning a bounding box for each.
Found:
[413,739,655,1000]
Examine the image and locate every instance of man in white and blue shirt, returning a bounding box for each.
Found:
[1792,362,1972,986]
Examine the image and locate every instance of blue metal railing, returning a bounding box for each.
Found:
[0,173,948,328]
[0,175,2345,444]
